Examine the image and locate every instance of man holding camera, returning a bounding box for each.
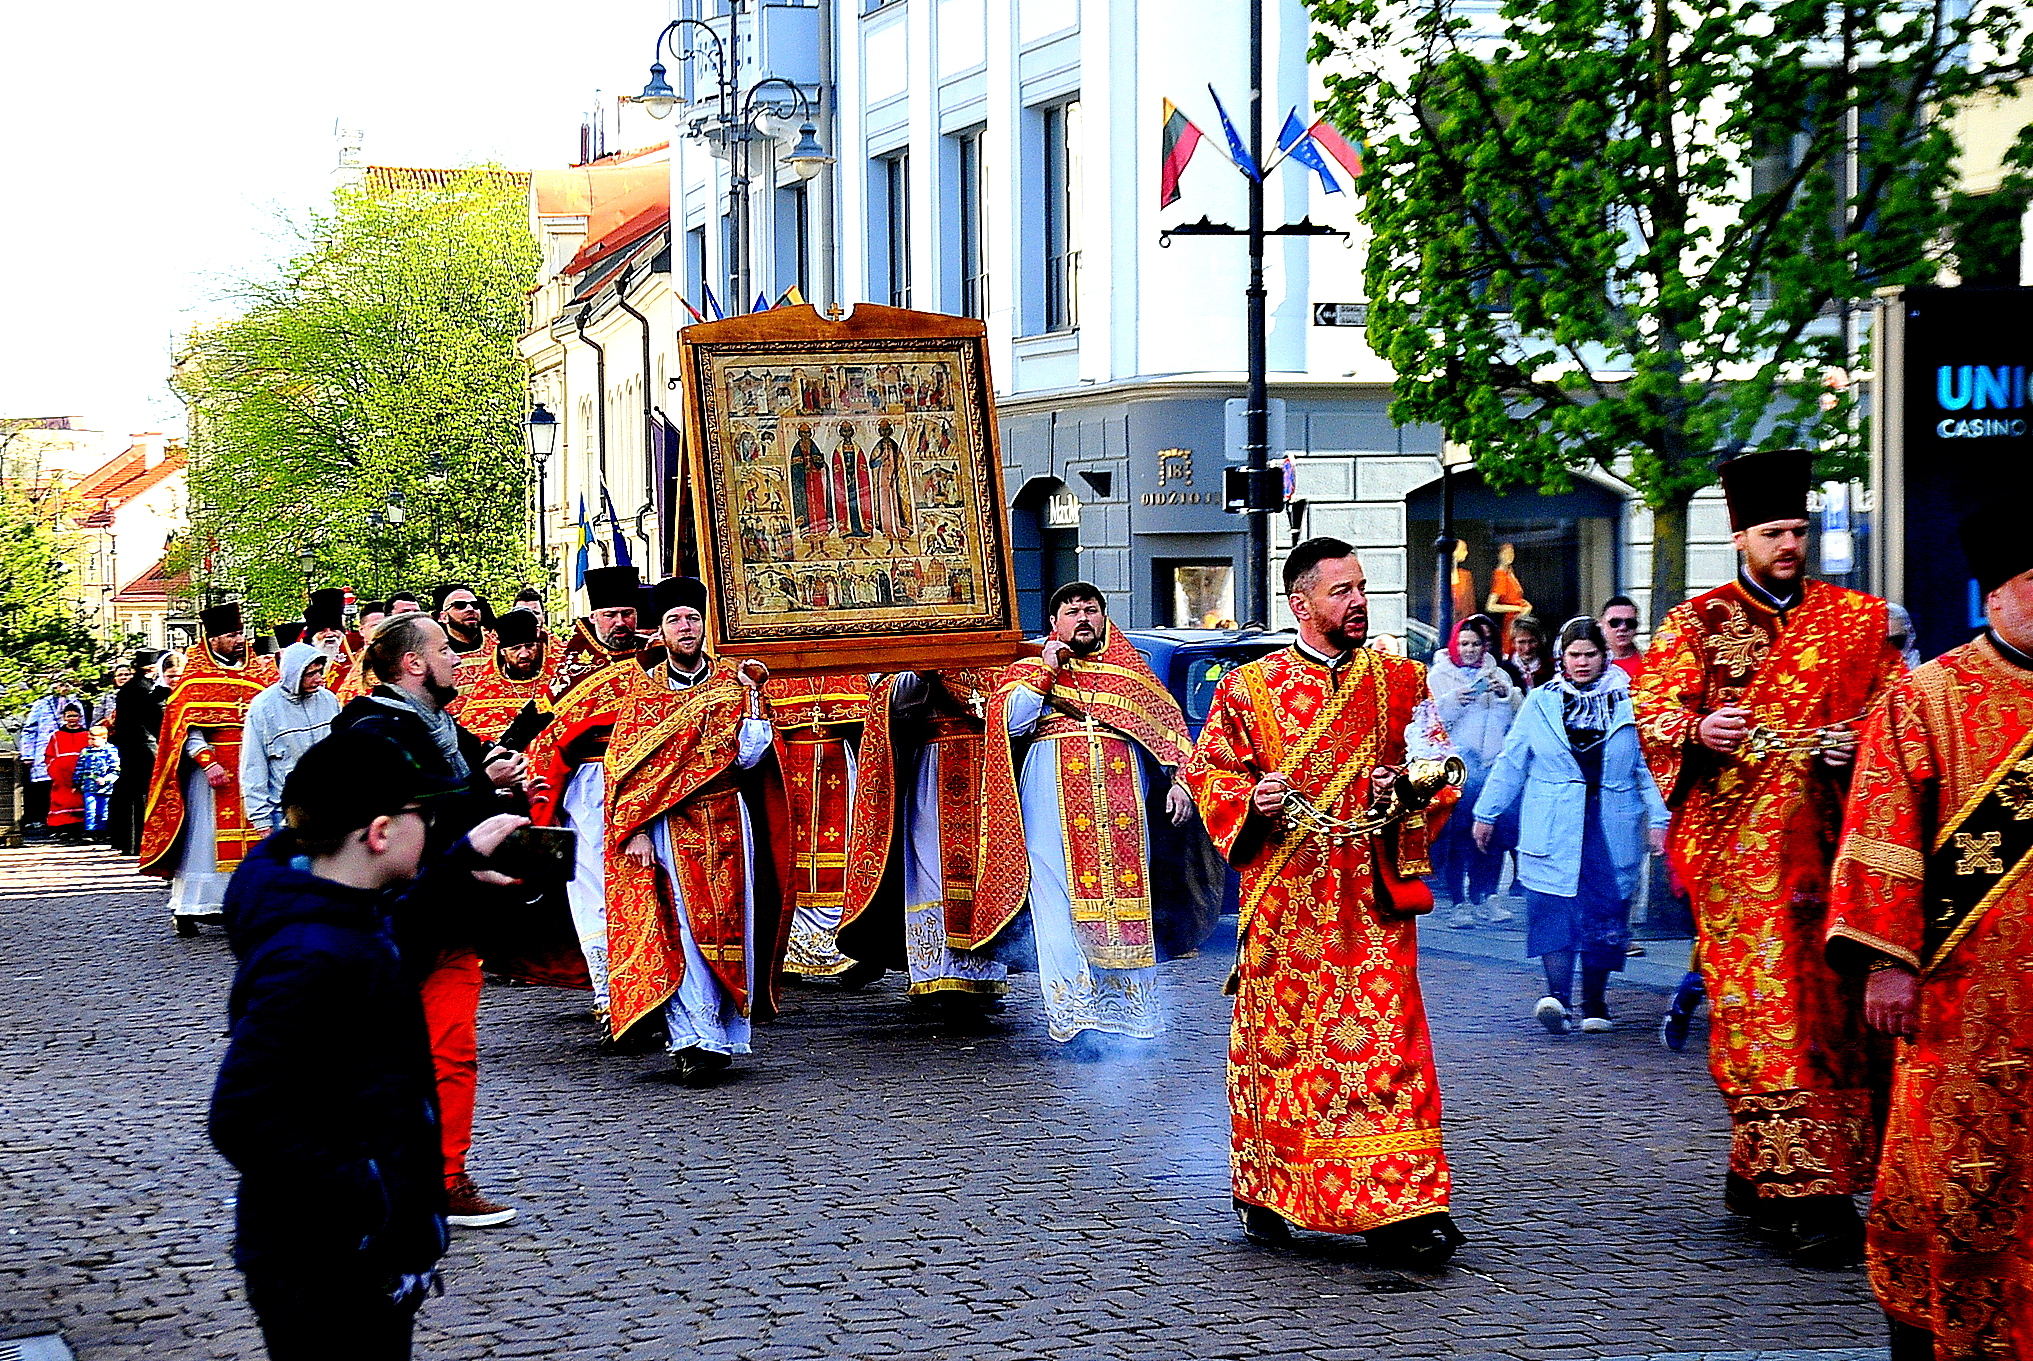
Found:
[331,610,532,1229]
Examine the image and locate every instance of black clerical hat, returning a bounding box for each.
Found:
[1961,501,2033,596]
[583,565,641,612]
[493,608,541,647]
[131,649,162,670]
[304,588,347,635]
[199,602,243,638]
[274,621,306,648]
[1718,450,1812,532]
[650,576,709,624]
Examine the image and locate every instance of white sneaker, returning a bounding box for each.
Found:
[1579,1016,1614,1033]
[1534,996,1572,1034]
[1445,907,1479,929]
[1480,903,1515,925]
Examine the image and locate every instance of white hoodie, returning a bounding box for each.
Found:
[238,642,343,829]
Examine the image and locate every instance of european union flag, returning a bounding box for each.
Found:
[1207,85,1261,181]
[1278,110,1343,194]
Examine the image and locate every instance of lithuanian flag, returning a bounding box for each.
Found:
[1159,98,1205,208]
[1306,118,1369,182]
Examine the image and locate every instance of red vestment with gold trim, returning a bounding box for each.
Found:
[441,629,496,724]
[137,641,265,879]
[976,626,1192,966]
[841,670,1001,964]
[768,672,873,977]
[455,642,561,747]
[603,659,793,1039]
[1634,576,1904,1201]
[1180,646,1455,1235]
[1829,634,2033,1354]
[523,621,642,825]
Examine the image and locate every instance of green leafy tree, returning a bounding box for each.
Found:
[0,425,113,720]
[175,169,540,622]
[1309,0,2033,609]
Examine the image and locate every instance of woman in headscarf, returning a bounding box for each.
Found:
[1426,614,1522,927]
[1470,617,1669,1034]
[1508,615,1553,690]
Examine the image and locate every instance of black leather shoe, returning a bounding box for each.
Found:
[835,958,885,991]
[1234,1198,1290,1245]
[673,1047,733,1087]
[1365,1212,1467,1269]
[1783,1195,1863,1267]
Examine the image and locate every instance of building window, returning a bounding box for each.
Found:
[776,184,811,302]
[685,225,708,316]
[957,127,989,319]
[880,150,912,308]
[1042,99,1081,332]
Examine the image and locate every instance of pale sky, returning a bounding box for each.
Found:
[0,0,672,440]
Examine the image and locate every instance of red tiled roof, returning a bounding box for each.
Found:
[113,554,188,604]
[71,442,186,505]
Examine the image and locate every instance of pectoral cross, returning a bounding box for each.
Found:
[1981,1054,2029,1083]
[1952,1150,2003,1183]
[1955,830,2005,876]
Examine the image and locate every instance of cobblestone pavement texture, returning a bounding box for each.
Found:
[1,842,1890,1360]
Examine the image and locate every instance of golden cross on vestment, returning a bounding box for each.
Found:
[1952,1150,2003,1181]
[1955,830,2006,877]
[1981,1054,2029,1083]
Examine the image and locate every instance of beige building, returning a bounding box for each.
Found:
[521,143,680,608]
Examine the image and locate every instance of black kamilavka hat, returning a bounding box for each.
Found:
[1719,450,1813,532]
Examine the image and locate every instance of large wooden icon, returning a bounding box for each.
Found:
[679,304,1023,676]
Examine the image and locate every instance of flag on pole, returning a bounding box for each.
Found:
[677,294,705,323]
[701,283,726,320]
[1307,118,1369,182]
[1159,98,1205,207]
[600,484,634,568]
[775,284,806,308]
[573,494,592,588]
[753,291,772,315]
[1277,110,1343,194]
[1207,85,1261,181]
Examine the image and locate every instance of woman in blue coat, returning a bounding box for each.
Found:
[1471,617,1669,1034]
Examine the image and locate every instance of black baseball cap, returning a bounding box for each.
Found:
[281,730,463,844]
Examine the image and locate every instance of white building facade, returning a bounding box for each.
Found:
[633,0,1745,640]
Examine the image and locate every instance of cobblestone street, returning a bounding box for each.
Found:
[1,842,1889,1360]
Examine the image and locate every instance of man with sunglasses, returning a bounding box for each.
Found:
[1599,595,1645,681]
[331,611,532,1231]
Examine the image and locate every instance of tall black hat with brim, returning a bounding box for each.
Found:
[493,608,541,647]
[650,576,709,625]
[304,588,347,635]
[131,649,162,670]
[281,729,464,844]
[274,621,306,648]
[1718,449,1813,532]
[583,565,642,612]
[199,601,243,638]
[1960,500,2033,596]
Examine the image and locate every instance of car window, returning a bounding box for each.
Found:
[1183,655,1243,723]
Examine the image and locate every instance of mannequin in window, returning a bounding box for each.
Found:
[1485,542,1532,655]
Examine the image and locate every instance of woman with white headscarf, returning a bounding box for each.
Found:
[1471,617,1669,1035]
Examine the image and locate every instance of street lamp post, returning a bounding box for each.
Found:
[523,402,558,565]
[639,18,830,315]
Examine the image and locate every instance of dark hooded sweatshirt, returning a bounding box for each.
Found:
[208,833,468,1278]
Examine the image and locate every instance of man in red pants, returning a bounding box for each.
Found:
[332,610,531,1229]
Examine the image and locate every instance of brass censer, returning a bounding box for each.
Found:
[1739,721,1855,762]
[1283,756,1467,846]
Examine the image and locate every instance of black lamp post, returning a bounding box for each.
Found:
[638,17,830,315]
[524,402,558,563]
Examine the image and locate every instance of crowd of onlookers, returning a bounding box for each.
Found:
[13,653,181,844]
[1421,595,1669,1035]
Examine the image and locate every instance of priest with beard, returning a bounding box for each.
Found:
[454,607,558,746]
[525,565,644,1021]
[140,603,267,934]
[605,576,792,1084]
[303,588,354,693]
[978,583,1196,1050]
[1181,538,1464,1265]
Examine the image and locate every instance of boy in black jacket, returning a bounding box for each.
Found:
[209,729,527,1360]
